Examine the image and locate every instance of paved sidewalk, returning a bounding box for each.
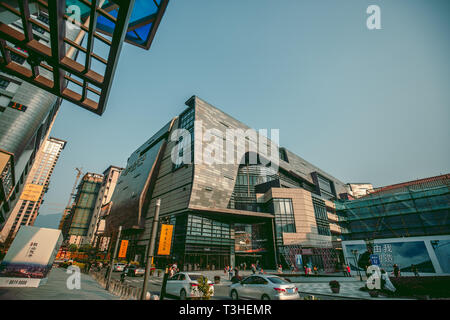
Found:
[0,267,119,300]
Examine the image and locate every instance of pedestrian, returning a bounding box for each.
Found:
[235,267,239,278]
[380,269,396,293]
[313,266,318,275]
[120,270,126,283]
[346,265,351,277]
[229,266,233,280]
[291,263,295,273]
[411,264,419,277]
[243,262,247,271]
[393,264,401,278]
[259,268,264,275]
[251,264,256,274]
[304,265,308,276]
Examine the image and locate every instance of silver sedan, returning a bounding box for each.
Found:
[230,274,300,300]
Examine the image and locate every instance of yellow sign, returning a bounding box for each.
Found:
[157,224,173,255]
[118,240,129,258]
[20,184,44,202]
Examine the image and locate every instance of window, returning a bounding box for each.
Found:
[279,148,289,162]
[0,78,9,90]
[313,197,331,236]
[10,52,26,64]
[317,174,335,199]
[173,107,195,171]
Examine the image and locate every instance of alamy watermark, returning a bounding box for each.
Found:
[170,120,280,172]
[66,265,81,290]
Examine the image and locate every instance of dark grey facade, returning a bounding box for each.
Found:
[106,96,348,270]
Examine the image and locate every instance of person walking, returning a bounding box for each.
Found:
[277,264,283,274]
[346,265,351,277]
[229,266,234,280]
[393,264,401,278]
[411,264,419,277]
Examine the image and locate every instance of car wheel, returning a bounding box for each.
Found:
[261,294,270,300]
[231,290,239,300]
[180,289,187,300]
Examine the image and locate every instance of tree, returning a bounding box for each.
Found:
[197,276,212,300]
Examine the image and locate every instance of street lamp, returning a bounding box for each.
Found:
[351,249,363,281]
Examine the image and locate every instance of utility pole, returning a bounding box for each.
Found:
[106,225,122,291]
[141,199,161,300]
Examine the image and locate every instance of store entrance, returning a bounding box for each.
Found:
[183,253,230,271]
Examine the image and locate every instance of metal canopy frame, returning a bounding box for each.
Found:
[0,0,168,115]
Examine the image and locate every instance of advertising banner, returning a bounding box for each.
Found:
[0,226,63,287]
[20,184,44,202]
[157,224,173,255]
[118,240,129,258]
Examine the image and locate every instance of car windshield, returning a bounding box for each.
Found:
[188,274,203,281]
[267,277,289,284]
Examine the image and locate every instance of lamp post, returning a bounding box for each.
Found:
[140,198,161,300]
[351,249,363,281]
[106,225,122,290]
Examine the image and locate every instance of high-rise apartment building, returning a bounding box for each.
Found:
[0,137,66,246]
[88,165,123,251]
[66,172,103,246]
[105,96,349,271]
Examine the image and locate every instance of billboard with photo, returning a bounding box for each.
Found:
[342,235,450,276]
[0,226,63,287]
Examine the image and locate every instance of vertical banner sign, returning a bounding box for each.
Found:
[157,224,173,255]
[118,240,129,259]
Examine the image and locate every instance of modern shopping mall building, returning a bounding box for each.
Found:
[105,96,350,271]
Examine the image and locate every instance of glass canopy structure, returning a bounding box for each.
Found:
[0,0,169,115]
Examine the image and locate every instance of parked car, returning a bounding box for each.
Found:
[113,263,126,272]
[125,265,145,277]
[229,275,300,300]
[165,272,214,300]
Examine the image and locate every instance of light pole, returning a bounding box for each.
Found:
[140,199,161,300]
[106,225,122,290]
[351,249,363,281]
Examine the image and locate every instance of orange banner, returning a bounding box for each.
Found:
[118,240,129,258]
[157,224,173,256]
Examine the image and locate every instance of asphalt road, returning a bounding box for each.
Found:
[109,272,351,300]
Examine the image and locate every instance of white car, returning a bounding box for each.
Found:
[230,275,300,300]
[124,265,145,277]
[165,272,214,300]
[113,263,126,272]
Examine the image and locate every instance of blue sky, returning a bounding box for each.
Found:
[35,0,450,225]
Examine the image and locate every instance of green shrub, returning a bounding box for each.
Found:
[197,276,213,300]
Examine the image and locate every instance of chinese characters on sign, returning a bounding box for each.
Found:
[26,242,38,258]
[373,244,393,267]
[118,240,129,259]
[157,224,173,256]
